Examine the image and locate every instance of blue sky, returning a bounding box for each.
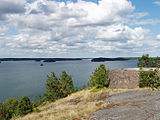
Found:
[0,0,160,58]
[130,0,160,35]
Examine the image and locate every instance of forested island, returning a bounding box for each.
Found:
[91,57,137,62]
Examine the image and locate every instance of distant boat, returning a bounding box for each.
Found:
[40,64,43,66]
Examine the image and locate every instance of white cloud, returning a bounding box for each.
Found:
[156,34,160,39]
[153,1,160,5]
[131,19,160,25]
[0,0,159,57]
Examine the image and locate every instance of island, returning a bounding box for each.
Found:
[91,57,129,62]
[43,59,56,62]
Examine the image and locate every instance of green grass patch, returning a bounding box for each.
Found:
[90,88,103,92]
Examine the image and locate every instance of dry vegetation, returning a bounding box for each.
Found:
[12,87,151,120]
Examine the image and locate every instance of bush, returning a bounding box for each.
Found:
[139,69,160,89]
[89,64,110,88]
[16,96,33,116]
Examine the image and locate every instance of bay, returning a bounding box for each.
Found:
[0,59,137,101]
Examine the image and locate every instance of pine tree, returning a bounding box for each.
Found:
[90,64,110,88]
[60,71,75,97]
[44,72,62,101]
[16,96,32,116]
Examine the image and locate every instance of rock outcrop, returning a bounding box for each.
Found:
[108,68,160,89]
[108,68,140,89]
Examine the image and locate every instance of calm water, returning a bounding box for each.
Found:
[0,59,137,101]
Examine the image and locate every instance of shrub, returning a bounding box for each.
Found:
[89,64,110,88]
[16,96,33,116]
[139,69,160,89]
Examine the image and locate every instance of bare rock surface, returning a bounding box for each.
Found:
[108,68,139,89]
[90,90,160,120]
[108,68,160,89]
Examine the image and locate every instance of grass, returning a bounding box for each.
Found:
[90,87,104,92]
[12,87,151,120]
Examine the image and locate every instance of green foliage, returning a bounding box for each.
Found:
[44,71,77,101]
[16,96,33,116]
[139,69,160,89]
[1,98,18,119]
[60,71,76,97]
[137,54,160,68]
[0,102,8,120]
[89,64,110,88]
[44,72,62,101]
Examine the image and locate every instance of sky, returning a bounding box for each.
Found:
[1,0,160,58]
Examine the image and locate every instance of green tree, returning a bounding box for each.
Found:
[60,71,75,97]
[90,64,110,88]
[16,96,32,116]
[2,98,18,119]
[137,54,160,68]
[44,72,62,101]
[137,54,150,68]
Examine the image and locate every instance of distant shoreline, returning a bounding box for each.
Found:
[0,58,83,62]
[0,57,138,62]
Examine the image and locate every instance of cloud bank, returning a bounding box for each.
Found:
[0,0,159,57]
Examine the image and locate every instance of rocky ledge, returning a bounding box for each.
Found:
[108,68,160,89]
